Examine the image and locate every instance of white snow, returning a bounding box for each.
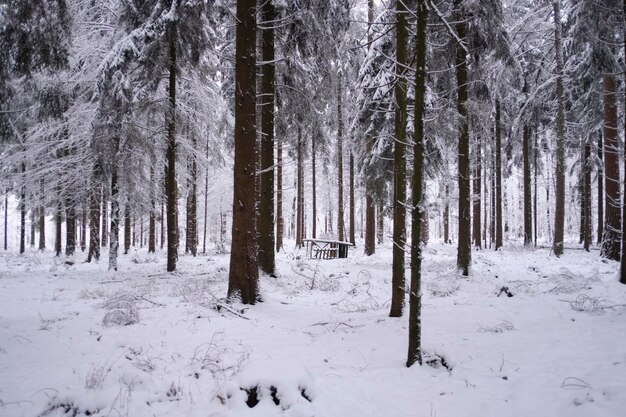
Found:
[0,240,624,417]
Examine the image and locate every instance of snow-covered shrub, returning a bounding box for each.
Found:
[101,292,140,327]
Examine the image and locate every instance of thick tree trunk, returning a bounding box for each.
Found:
[124,204,131,254]
[597,132,604,245]
[523,121,532,245]
[228,0,259,304]
[87,166,101,262]
[455,2,471,275]
[337,72,345,242]
[165,22,178,271]
[258,0,275,274]
[601,73,621,261]
[276,135,283,252]
[39,179,45,251]
[407,0,427,368]
[495,100,503,250]
[390,0,408,317]
[552,0,566,256]
[108,150,120,271]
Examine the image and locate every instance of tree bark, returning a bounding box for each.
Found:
[149,162,156,253]
[523,118,532,245]
[377,201,384,244]
[620,0,626,284]
[495,100,503,250]
[364,0,376,256]
[337,72,345,242]
[349,151,355,244]
[228,0,259,304]
[597,132,604,245]
[165,21,178,271]
[296,127,304,248]
[65,205,76,256]
[583,142,592,251]
[472,135,482,248]
[55,201,62,257]
[601,73,621,261]
[552,0,566,256]
[39,179,45,251]
[455,1,471,275]
[108,145,120,271]
[202,133,209,254]
[101,185,108,247]
[390,0,408,317]
[276,134,283,252]
[407,0,427,368]
[19,163,26,254]
[87,165,101,262]
[187,133,198,257]
[124,204,131,254]
[80,207,86,252]
[312,133,317,238]
[444,183,450,244]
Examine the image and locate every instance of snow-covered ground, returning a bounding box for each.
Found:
[0,241,624,417]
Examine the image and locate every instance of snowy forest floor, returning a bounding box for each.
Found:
[0,240,625,417]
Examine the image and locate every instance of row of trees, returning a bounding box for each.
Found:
[2,0,626,366]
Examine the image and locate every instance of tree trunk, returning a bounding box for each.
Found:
[601,73,621,261]
[390,0,408,317]
[30,211,35,247]
[3,189,7,251]
[472,135,482,248]
[534,131,538,245]
[296,127,304,248]
[39,179,45,251]
[455,1,471,275]
[187,134,198,257]
[276,134,283,252]
[165,21,178,271]
[55,201,62,257]
[149,162,156,253]
[621,0,626,284]
[202,133,209,254]
[312,133,317,238]
[523,118,532,245]
[377,201,384,244]
[65,205,76,256]
[583,142,592,251]
[364,0,376,256]
[407,0,427,368]
[108,146,120,271]
[495,100,503,250]
[597,132,604,245]
[552,0,566,256]
[337,72,345,242]
[101,185,108,247]
[19,163,26,254]
[444,183,450,244]
[124,204,131,254]
[87,166,101,262]
[80,207,86,252]
[228,0,259,304]
[259,0,276,274]
[349,152,355,244]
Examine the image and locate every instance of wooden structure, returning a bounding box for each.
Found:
[303,239,355,259]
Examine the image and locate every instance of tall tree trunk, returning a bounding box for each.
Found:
[188,134,198,257]
[444,183,450,244]
[337,72,345,242]
[597,132,604,244]
[621,0,626,284]
[296,128,303,248]
[39,179,45,251]
[472,135,482,248]
[377,202,384,244]
[30,211,35,247]
[552,0,566,256]
[276,135,283,252]
[455,1,471,275]
[364,0,376,256]
[534,131,538,245]
[149,162,156,253]
[349,152,355,244]
[390,0,408,317]
[601,73,621,261]
[312,133,317,238]
[202,133,209,254]
[80,207,86,252]
[55,201,62,257]
[523,117,532,246]
[407,0,427,368]
[495,100,503,250]
[165,21,178,271]
[124,204,131,254]
[228,0,259,304]
[259,0,276,274]
[19,163,26,254]
[108,145,120,271]
[101,185,108,247]
[583,142,592,251]
[65,205,76,256]
[3,188,7,250]
[87,166,101,262]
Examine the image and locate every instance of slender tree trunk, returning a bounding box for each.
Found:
[364,0,376,256]
[444,183,450,244]
[3,189,7,251]
[259,0,276,274]
[87,166,101,262]
[39,179,45,251]
[276,135,283,252]
[523,118,532,245]
[101,185,108,247]
[597,132,604,244]
[202,133,209,254]
[472,135,482,248]
[583,142,592,251]
[165,21,178,271]
[108,146,120,271]
[30,211,35,247]
[552,0,566,256]
[407,0,427,368]
[296,128,303,248]
[312,134,317,238]
[621,0,626,284]
[160,201,164,250]
[455,1,471,275]
[534,131,538,245]
[349,152,355,244]
[124,204,131,254]
[337,72,345,242]
[55,201,62,257]
[80,207,86,252]
[377,201,384,244]
[188,134,198,256]
[390,0,408,316]
[149,163,156,253]
[601,73,621,261]
[19,163,26,254]
[228,0,259,304]
[495,100,503,250]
